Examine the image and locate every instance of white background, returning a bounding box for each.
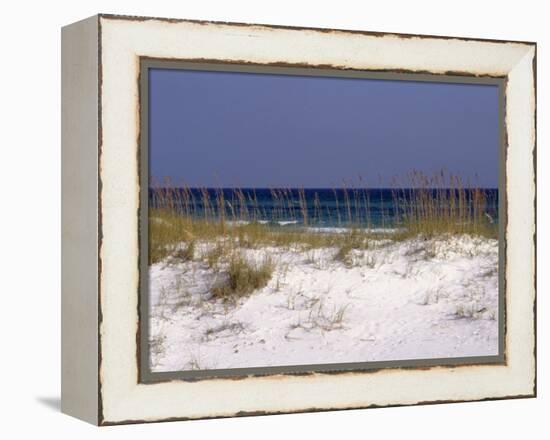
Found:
[0,0,546,437]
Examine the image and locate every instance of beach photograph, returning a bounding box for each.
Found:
[145,67,501,373]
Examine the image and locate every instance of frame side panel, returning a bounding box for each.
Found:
[61,15,100,425]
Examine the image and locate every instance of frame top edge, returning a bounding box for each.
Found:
[96,13,536,47]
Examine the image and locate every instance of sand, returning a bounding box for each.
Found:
[148,234,498,372]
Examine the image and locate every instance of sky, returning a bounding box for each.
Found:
[149,68,500,188]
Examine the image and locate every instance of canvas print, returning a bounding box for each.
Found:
[145,66,501,374]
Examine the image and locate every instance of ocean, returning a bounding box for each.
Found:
[149,188,499,229]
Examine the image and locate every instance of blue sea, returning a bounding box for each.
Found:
[149,188,499,229]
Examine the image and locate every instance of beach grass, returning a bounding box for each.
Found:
[149,211,378,265]
[149,171,498,269]
[211,253,274,300]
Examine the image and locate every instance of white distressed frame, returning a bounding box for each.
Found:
[62,14,536,425]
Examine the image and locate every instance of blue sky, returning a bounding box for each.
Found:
[149,68,499,188]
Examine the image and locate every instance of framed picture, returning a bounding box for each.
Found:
[61,14,536,425]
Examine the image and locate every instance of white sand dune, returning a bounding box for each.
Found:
[149,234,498,372]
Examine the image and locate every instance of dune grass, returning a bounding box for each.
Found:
[149,210,377,265]
[149,170,498,269]
[211,253,274,300]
